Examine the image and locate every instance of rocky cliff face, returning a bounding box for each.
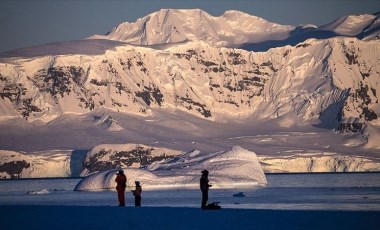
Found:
[81,144,180,176]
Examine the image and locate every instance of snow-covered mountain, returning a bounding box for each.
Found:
[319,12,380,38]
[89,9,295,50]
[1,38,379,136]
[89,9,380,51]
[1,9,380,178]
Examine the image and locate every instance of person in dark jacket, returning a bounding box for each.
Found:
[115,169,127,206]
[200,169,212,209]
[131,181,142,207]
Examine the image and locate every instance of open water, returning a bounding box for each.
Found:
[1,173,379,210]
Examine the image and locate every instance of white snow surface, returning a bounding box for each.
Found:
[89,9,294,48]
[319,14,378,36]
[88,9,380,49]
[74,146,267,191]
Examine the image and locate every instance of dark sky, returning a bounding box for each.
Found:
[0,0,379,53]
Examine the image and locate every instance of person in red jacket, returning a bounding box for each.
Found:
[131,181,142,207]
[115,169,127,207]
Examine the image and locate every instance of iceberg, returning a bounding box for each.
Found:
[74,146,267,191]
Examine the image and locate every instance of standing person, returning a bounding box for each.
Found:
[115,169,127,207]
[131,181,142,207]
[200,169,212,209]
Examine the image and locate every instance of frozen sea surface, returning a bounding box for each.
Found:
[1,173,380,211]
[1,173,380,230]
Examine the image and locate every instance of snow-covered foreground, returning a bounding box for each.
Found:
[2,205,379,230]
[1,173,380,230]
[1,173,379,209]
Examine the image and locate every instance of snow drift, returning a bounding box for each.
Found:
[74,146,267,191]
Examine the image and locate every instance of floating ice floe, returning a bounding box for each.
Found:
[27,189,51,195]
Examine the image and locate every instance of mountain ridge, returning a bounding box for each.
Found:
[0,38,379,132]
[88,9,379,51]
[89,9,295,50]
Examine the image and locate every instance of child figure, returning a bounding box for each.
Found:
[131,181,142,207]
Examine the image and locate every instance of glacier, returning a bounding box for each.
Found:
[0,150,71,179]
[259,154,380,173]
[1,142,379,179]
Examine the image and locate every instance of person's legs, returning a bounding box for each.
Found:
[135,196,141,207]
[201,190,208,208]
[118,189,125,206]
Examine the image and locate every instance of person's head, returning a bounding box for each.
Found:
[117,169,124,175]
[135,181,140,186]
[201,170,209,176]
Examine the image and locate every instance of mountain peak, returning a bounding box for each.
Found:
[222,10,262,20]
[319,13,378,36]
[89,9,292,48]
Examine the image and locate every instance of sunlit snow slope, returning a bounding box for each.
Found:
[1,38,379,140]
[89,9,380,50]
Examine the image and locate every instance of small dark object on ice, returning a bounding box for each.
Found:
[202,202,221,210]
[233,192,245,197]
